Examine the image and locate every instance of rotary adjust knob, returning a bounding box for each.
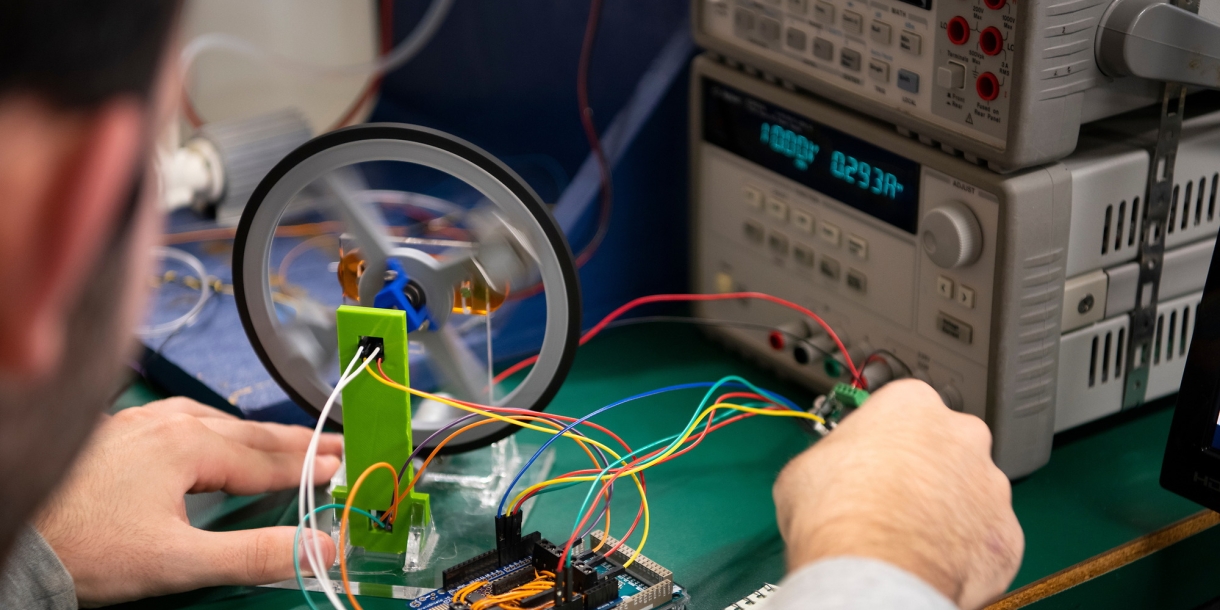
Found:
[921,201,983,269]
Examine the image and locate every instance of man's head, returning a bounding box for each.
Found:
[0,1,180,559]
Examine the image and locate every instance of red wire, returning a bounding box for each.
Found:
[556,405,781,565]
[494,292,862,386]
[507,0,611,302]
[509,392,772,512]
[520,396,777,556]
[374,359,641,465]
[515,397,773,508]
[572,0,611,269]
[372,359,645,530]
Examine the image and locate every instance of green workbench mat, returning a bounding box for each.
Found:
[105,325,1220,610]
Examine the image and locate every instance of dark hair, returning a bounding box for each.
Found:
[0,1,181,108]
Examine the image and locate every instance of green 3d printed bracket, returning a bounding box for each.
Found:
[331,305,430,554]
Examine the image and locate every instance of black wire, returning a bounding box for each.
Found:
[603,315,836,359]
[603,315,915,381]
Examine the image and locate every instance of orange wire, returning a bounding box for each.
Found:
[340,461,400,610]
[161,221,344,245]
[386,414,608,529]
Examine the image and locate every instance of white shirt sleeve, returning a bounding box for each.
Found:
[762,556,957,610]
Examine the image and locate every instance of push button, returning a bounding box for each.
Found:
[813,37,835,61]
[956,285,975,308]
[868,59,890,83]
[840,48,863,72]
[869,21,892,44]
[744,221,765,245]
[936,275,954,299]
[788,0,810,14]
[936,61,966,89]
[766,197,789,221]
[842,11,864,35]
[735,8,757,31]
[743,186,764,211]
[758,17,782,42]
[819,256,842,280]
[794,244,816,267]
[786,27,808,51]
[818,222,842,246]
[899,30,922,55]
[792,209,815,233]
[847,235,868,259]
[897,69,920,93]
[768,231,791,256]
[846,269,867,293]
[937,312,973,344]
[814,1,835,23]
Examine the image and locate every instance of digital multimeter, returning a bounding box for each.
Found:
[692,56,1220,476]
[693,0,1220,172]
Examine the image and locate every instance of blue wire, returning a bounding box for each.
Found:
[561,380,781,554]
[293,503,388,610]
[496,380,800,514]
[523,405,764,501]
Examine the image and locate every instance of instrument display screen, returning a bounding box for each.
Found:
[702,78,921,234]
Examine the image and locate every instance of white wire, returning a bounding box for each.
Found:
[298,348,360,609]
[180,0,455,83]
[137,247,212,338]
[298,345,380,609]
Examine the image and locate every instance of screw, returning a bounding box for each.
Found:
[1078,294,1094,314]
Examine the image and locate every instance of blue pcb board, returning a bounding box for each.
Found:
[408,549,688,610]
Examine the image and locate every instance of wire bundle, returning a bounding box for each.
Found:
[293,355,820,610]
[290,289,868,609]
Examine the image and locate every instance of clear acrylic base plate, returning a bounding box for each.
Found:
[264,436,555,600]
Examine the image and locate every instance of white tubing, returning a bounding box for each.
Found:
[180,0,455,82]
[138,247,212,338]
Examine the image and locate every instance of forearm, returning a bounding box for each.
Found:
[766,557,957,610]
[0,526,76,610]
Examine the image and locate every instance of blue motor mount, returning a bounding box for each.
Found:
[373,259,435,332]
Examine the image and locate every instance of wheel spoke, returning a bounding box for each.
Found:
[279,299,338,372]
[413,326,492,404]
[321,170,393,305]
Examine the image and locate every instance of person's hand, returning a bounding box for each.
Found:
[773,379,1023,610]
[33,397,344,607]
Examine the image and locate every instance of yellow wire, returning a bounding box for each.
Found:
[361,364,651,564]
[507,403,823,564]
[514,403,821,499]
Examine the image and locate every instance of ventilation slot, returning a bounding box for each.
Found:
[1129,197,1141,247]
[1210,174,1218,221]
[1088,335,1098,387]
[1181,306,1191,357]
[1168,185,1179,234]
[1154,313,1164,364]
[1182,182,1193,231]
[1196,176,1206,226]
[1115,328,1125,377]
[1166,310,1177,361]
[1101,331,1112,382]
[1101,205,1112,254]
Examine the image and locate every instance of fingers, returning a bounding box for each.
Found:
[188,429,342,495]
[199,418,343,457]
[143,397,240,420]
[178,526,337,588]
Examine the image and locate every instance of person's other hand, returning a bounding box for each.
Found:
[773,379,1023,610]
[34,398,343,607]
